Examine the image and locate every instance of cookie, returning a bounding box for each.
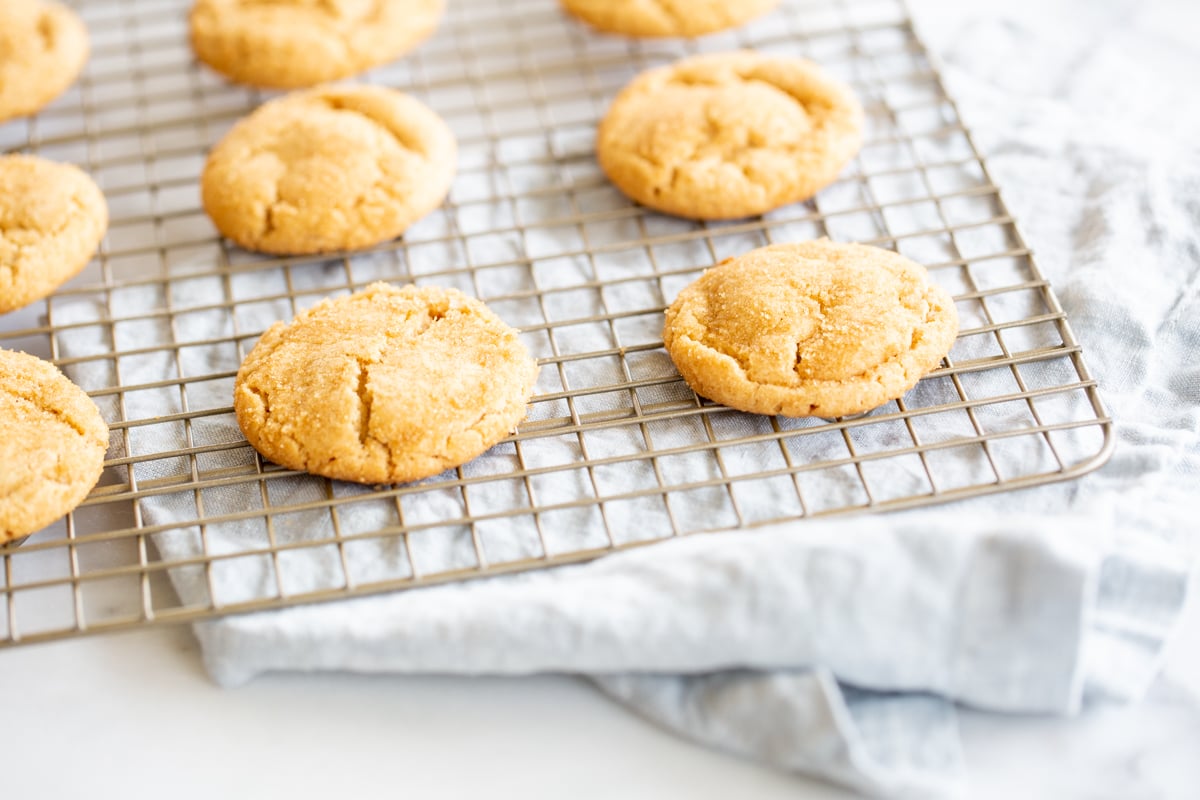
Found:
[1,155,109,314]
[0,349,109,545]
[190,0,444,89]
[560,0,778,37]
[0,0,89,123]
[234,282,539,485]
[597,51,863,220]
[201,85,456,255]
[663,240,959,418]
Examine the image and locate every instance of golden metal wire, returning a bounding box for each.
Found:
[0,0,1112,646]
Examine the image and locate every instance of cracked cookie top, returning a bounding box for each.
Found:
[559,0,778,38]
[597,51,863,220]
[200,85,456,255]
[233,282,539,485]
[662,240,959,418]
[0,0,89,123]
[190,0,444,89]
[0,155,108,314]
[0,349,109,543]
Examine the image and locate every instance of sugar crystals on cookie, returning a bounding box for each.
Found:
[560,0,779,38]
[201,85,457,256]
[0,349,109,545]
[663,240,959,418]
[598,51,863,220]
[190,0,444,89]
[0,155,108,314]
[234,283,539,485]
[0,0,89,123]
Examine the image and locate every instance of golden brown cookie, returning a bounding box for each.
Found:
[560,0,778,37]
[663,240,959,418]
[234,282,539,485]
[201,85,456,255]
[1,155,108,314]
[0,349,109,544]
[190,0,444,89]
[597,51,863,220]
[0,0,89,123]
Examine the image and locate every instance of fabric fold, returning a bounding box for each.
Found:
[190,516,1113,706]
[597,671,966,799]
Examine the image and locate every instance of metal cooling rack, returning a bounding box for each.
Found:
[0,0,1112,647]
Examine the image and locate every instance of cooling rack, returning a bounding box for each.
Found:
[0,0,1112,647]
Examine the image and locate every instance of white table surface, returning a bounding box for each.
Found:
[2,608,1198,799]
[5,1,1200,797]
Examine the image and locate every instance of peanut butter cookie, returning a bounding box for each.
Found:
[201,85,456,255]
[190,0,444,89]
[663,240,959,418]
[0,0,89,123]
[234,283,539,485]
[1,155,108,314]
[597,51,863,220]
[560,0,778,38]
[0,349,109,544]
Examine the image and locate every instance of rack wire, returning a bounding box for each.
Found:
[0,0,1112,647]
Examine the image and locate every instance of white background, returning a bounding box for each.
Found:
[2,613,1199,799]
[4,0,1199,797]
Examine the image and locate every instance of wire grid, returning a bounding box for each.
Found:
[0,0,1112,647]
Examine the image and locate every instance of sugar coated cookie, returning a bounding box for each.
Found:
[0,0,89,122]
[0,349,109,544]
[234,283,539,485]
[201,85,456,255]
[190,0,444,89]
[560,0,778,38]
[1,155,108,314]
[598,51,862,220]
[663,240,959,418]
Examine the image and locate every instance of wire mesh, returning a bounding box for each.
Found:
[0,0,1112,646]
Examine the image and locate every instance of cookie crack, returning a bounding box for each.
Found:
[640,0,686,28]
[624,107,780,200]
[2,388,95,440]
[430,407,494,463]
[353,357,374,446]
[349,354,402,476]
[307,95,437,230]
[692,328,925,392]
[381,305,442,340]
[245,383,272,425]
[244,381,317,469]
[658,69,838,160]
[234,0,377,22]
[382,438,397,477]
[0,188,93,245]
[318,96,425,156]
[694,288,940,390]
[735,66,838,120]
[415,304,448,331]
[36,12,57,50]
[260,202,279,239]
[628,152,688,199]
[229,104,427,247]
